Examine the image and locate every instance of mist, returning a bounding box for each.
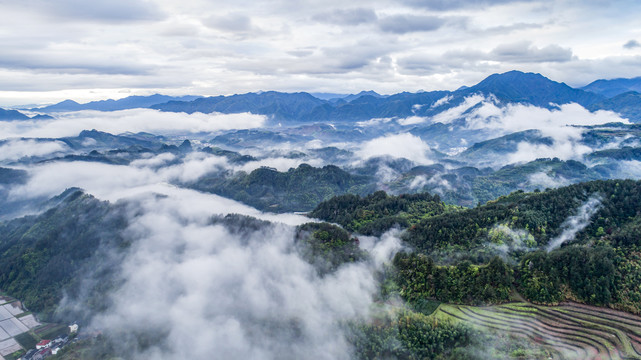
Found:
[0,108,266,139]
[355,133,434,165]
[85,190,402,359]
[546,195,603,252]
[449,97,629,166]
[0,139,69,161]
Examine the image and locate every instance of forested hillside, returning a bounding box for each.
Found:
[0,190,129,321]
[313,179,641,315]
[192,164,375,212]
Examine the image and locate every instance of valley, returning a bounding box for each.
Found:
[0,71,641,359]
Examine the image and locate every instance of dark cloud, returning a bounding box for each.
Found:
[396,42,572,76]
[227,39,398,76]
[490,41,573,63]
[0,51,153,75]
[378,15,445,34]
[623,39,641,49]
[312,8,377,25]
[204,13,253,33]
[397,49,493,75]
[13,0,164,22]
[481,22,546,35]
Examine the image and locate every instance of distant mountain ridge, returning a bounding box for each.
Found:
[0,108,30,120]
[32,94,201,112]
[581,77,641,98]
[0,108,53,121]
[16,71,641,123]
[152,71,618,122]
[460,70,605,108]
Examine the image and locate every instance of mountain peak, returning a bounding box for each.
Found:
[0,107,30,120]
[463,70,604,107]
[581,76,641,98]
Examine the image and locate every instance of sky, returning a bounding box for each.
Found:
[0,0,640,106]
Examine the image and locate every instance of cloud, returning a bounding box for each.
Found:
[378,15,445,34]
[0,139,69,161]
[204,13,254,33]
[313,8,377,25]
[6,0,164,22]
[397,116,427,126]
[486,224,536,259]
[490,41,573,63]
[356,133,434,164]
[526,171,569,189]
[465,101,628,134]
[431,95,453,108]
[546,195,602,252]
[623,39,641,49]
[79,188,402,359]
[0,51,152,76]
[355,117,394,127]
[0,109,266,139]
[461,100,629,164]
[431,94,485,124]
[397,42,573,75]
[401,0,538,11]
[614,160,641,179]
[506,140,592,164]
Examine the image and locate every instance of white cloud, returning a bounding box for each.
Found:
[527,171,569,189]
[0,109,266,139]
[356,133,434,164]
[84,189,402,359]
[465,102,628,136]
[430,94,485,124]
[546,195,602,252]
[430,95,453,108]
[8,151,231,202]
[355,117,393,127]
[507,140,593,164]
[397,116,426,126]
[461,100,629,165]
[1,0,641,103]
[0,139,69,161]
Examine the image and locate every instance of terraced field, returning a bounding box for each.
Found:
[434,302,641,360]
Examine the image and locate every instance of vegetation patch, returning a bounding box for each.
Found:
[435,302,641,359]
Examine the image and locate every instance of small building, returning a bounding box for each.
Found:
[32,347,51,360]
[35,339,51,349]
[69,323,79,333]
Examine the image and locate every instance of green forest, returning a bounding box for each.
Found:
[1,179,640,358]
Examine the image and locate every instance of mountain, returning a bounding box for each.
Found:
[341,90,386,102]
[589,91,641,123]
[315,90,450,121]
[152,91,326,121]
[459,70,605,108]
[32,94,201,112]
[190,163,375,212]
[458,130,554,165]
[309,191,452,236]
[581,77,641,98]
[0,108,30,120]
[0,189,128,321]
[309,92,348,100]
[151,71,615,122]
[60,129,164,150]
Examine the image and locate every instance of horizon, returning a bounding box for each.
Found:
[3,69,638,108]
[1,0,640,106]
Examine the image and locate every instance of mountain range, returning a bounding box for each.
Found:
[29,94,201,113]
[3,71,640,124]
